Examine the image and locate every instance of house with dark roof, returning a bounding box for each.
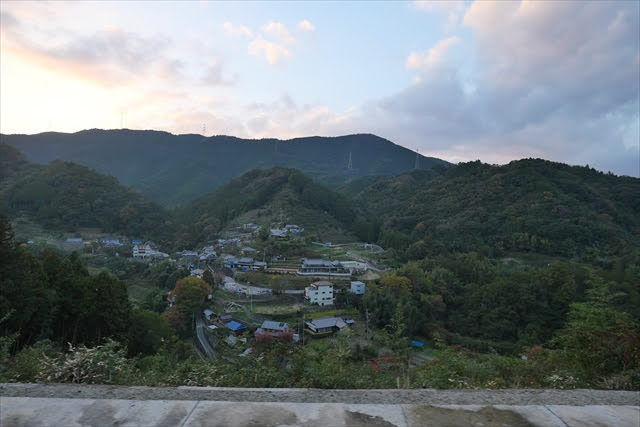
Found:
[297,259,350,277]
[305,317,348,334]
[255,320,290,338]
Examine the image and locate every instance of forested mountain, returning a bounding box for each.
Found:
[174,167,367,248]
[1,130,450,206]
[0,144,170,241]
[343,159,640,261]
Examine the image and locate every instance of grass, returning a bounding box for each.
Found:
[305,308,359,320]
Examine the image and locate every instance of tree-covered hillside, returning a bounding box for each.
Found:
[174,167,367,247]
[343,159,640,261]
[1,130,450,206]
[1,145,171,241]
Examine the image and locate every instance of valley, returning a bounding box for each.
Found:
[1,136,638,391]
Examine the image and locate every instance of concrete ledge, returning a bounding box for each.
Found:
[1,397,639,427]
[1,383,638,405]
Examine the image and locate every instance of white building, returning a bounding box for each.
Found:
[133,244,169,261]
[304,281,334,306]
[340,261,369,273]
[350,281,366,295]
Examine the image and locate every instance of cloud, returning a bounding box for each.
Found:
[222,22,253,38]
[261,21,295,44]
[298,19,315,32]
[200,59,237,86]
[413,1,468,29]
[1,11,183,86]
[1,10,237,89]
[241,94,354,138]
[348,1,640,176]
[226,21,298,65]
[406,36,460,72]
[247,37,290,65]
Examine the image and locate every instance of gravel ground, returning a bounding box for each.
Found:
[1,383,638,405]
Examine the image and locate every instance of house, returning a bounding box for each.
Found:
[133,244,169,261]
[304,281,334,306]
[219,314,233,323]
[340,261,369,273]
[179,250,199,261]
[350,281,366,295]
[297,259,350,277]
[223,255,238,267]
[200,252,217,262]
[252,261,267,270]
[200,246,217,261]
[65,237,83,244]
[190,268,204,278]
[241,247,257,254]
[101,237,123,247]
[255,320,290,338]
[225,320,246,334]
[203,309,216,321]
[284,224,304,235]
[305,317,348,334]
[242,223,260,231]
[236,257,255,269]
[270,228,288,238]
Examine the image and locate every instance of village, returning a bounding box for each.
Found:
[26,221,417,366]
[168,223,386,363]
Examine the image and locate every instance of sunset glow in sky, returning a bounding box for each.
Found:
[1,1,638,176]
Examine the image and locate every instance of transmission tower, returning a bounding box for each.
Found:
[348,151,353,171]
[414,149,420,170]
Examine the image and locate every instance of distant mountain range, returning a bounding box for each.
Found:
[2,130,638,262]
[1,129,450,207]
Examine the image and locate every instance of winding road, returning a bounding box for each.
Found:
[195,314,216,360]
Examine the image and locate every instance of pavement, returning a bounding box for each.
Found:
[1,384,638,427]
[194,315,216,360]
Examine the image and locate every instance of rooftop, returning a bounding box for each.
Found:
[307,317,346,329]
[261,320,289,331]
[303,259,338,267]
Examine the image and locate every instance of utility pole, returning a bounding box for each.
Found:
[365,308,370,340]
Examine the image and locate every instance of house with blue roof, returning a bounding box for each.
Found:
[225,320,246,334]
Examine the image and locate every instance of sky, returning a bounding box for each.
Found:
[1,1,638,177]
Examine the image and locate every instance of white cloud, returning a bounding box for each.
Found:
[413,1,468,29]
[261,21,294,44]
[247,37,290,65]
[222,22,253,38]
[298,19,315,32]
[406,36,460,72]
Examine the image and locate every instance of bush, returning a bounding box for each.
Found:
[37,339,131,384]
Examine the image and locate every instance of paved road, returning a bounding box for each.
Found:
[194,315,216,360]
[1,384,638,427]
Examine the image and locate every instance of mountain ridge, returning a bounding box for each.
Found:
[1,129,450,207]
